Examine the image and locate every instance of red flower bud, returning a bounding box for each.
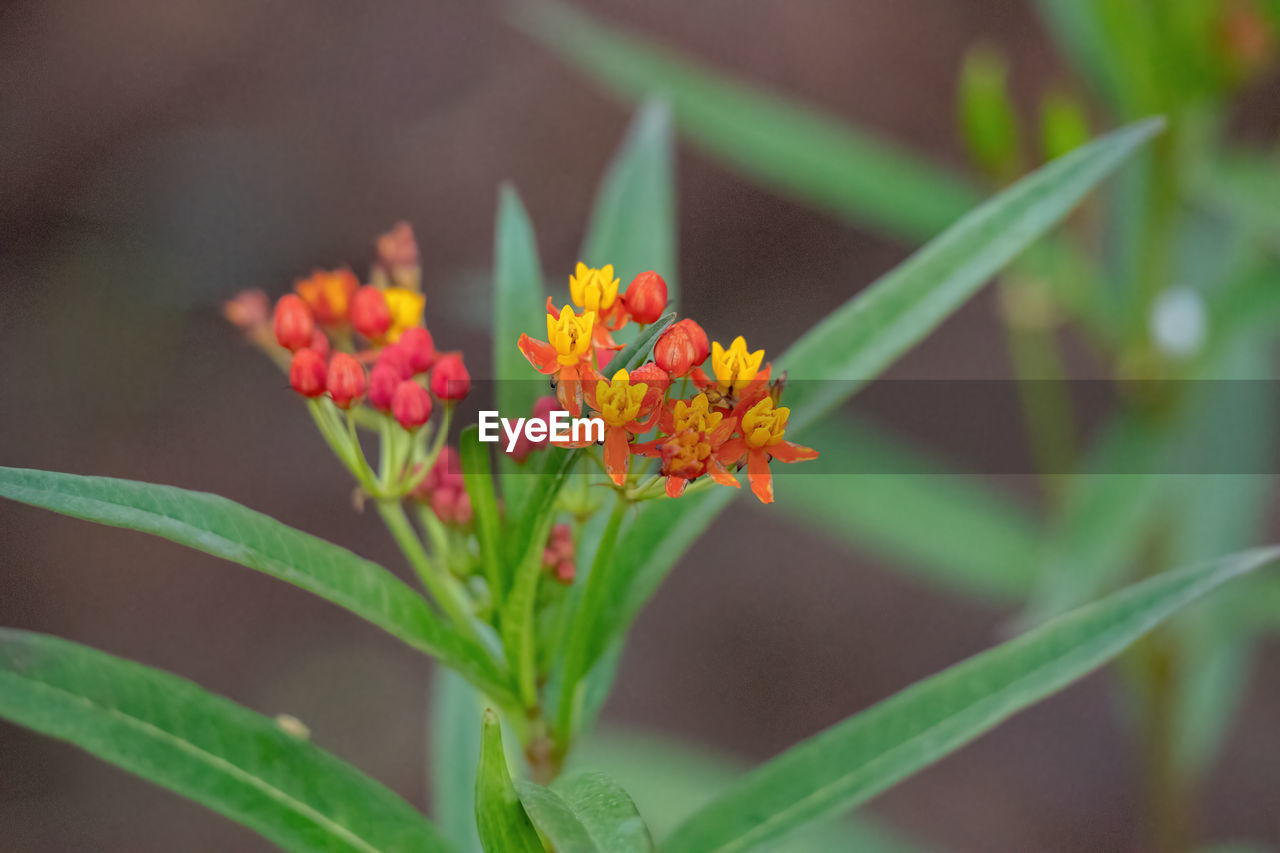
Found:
[308,328,331,360]
[367,364,400,412]
[273,294,315,352]
[376,344,415,380]
[654,325,695,377]
[625,271,668,325]
[224,289,270,331]
[289,348,327,397]
[675,318,710,365]
[398,326,436,373]
[504,396,562,462]
[326,353,367,409]
[430,353,471,401]
[351,286,391,341]
[392,380,433,429]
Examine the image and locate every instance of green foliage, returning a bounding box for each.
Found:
[475,711,543,852]
[662,548,1280,852]
[515,772,653,852]
[0,630,449,853]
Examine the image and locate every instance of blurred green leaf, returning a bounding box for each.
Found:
[430,669,485,853]
[604,118,1159,666]
[460,426,508,598]
[774,416,1042,603]
[515,771,653,853]
[575,730,931,852]
[777,118,1162,424]
[0,467,513,705]
[580,100,678,307]
[475,710,543,853]
[663,547,1280,853]
[493,186,549,510]
[1039,90,1092,164]
[958,45,1023,181]
[0,629,449,853]
[1193,152,1280,255]
[513,0,981,243]
[1031,0,1127,113]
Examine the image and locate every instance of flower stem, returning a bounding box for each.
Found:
[375,498,475,633]
[554,492,629,753]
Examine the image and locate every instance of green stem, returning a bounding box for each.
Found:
[554,493,629,753]
[375,498,475,633]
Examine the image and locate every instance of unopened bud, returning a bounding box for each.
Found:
[654,324,695,377]
[398,326,436,373]
[392,380,433,429]
[224,289,270,331]
[326,353,367,409]
[430,354,471,401]
[376,344,415,380]
[351,286,392,341]
[624,271,668,325]
[273,294,315,352]
[289,349,328,398]
[675,319,710,365]
[367,364,400,412]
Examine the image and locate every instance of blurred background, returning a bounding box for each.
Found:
[2,1,1278,850]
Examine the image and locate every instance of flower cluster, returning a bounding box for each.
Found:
[517,265,817,503]
[225,223,471,520]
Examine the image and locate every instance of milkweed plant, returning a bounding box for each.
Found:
[2,1,1279,851]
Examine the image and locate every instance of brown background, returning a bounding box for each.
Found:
[2,1,1277,850]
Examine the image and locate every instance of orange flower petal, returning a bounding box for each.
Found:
[708,458,741,489]
[665,476,688,498]
[770,440,819,463]
[518,335,559,374]
[603,426,631,486]
[717,436,748,466]
[746,449,774,504]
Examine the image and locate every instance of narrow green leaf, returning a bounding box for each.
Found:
[0,467,513,705]
[576,731,931,853]
[430,669,485,853]
[513,0,980,243]
[604,119,1160,655]
[515,771,653,853]
[0,629,449,853]
[778,118,1164,426]
[580,99,678,307]
[475,710,543,853]
[1031,0,1127,113]
[773,416,1042,602]
[663,547,1280,853]
[493,185,550,510]
[460,427,507,599]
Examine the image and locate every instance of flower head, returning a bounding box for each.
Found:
[296,269,359,325]
[569,263,620,314]
[582,369,662,485]
[289,349,328,398]
[383,287,425,343]
[273,294,315,352]
[518,305,598,416]
[431,353,471,402]
[351,286,392,341]
[392,380,432,430]
[710,336,765,396]
[326,353,367,409]
[718,397,818,504]
[547,305,596,366]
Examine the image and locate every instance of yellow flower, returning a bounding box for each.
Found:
[383,287,425,342]
[710,336,765,395]
[569,263,620,313]
[593,370,649,427]
[546,305,596,366]
[740,397,790,448]
[671,393,724,434]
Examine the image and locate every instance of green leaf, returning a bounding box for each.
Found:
[493,185,550,510]
[430,669,486,853]
[475,710,543,853]
[603,118,1160,659]
[575,731,931,853]
[663,547,1280,853]
[0,467,514,705]
[773,416,1042,603]
[777,118,1164,427]
[515,772,653,853]
[460,426,508,598]
[1031,0,1127,113]
[1193,152,1280,256]
[513,0,980,243]
[0,629,449,853]
[580,99,678,307]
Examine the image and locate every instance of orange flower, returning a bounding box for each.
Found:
[517,305,597,416]
[635,393,738,497]
[691,335,771,407]
[568,263,629,362]
[717,397,818,504]
[295,268,359,325]
[582,369,662,485]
